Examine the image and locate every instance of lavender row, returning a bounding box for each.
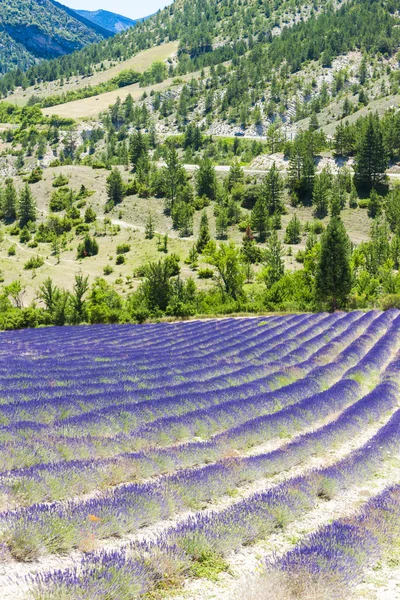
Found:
[28,396,400,598]
[0,313,351,425]
[1,366,398,558]
[265,484,400,599]
[0,311,381,471]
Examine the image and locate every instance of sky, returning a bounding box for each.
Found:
[64,0,171,20]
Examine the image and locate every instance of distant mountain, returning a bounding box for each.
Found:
[0,0,111,74]
[75,9,142,33]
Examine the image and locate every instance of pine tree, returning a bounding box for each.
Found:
[284,214,301,244]
[145,213,155,239]
[262,162,284,216]
[263,230,285,287]
[3,178,17,222]
[226,161,244,191]
[251,197,269,242]
[196,211,211,253]
[18,183,36,227]
[106,168,124,208]
[163,144,186,212]
[315,216,352,311]
[196,158,217,200]
[129,130,148,170]
[312,173,330,218]
[216,206,229,239]
[354,113,387,191]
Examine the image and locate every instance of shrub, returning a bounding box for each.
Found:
[116,243,131,255]
[103,265,114,275]
[358,199,370,209]
[77,235,99,258]
[197,268,214,279]
[116,255,125,265]
[7,245,16,256]
[27,168,43,184]
[24,256,44,270]
[52,174,69,188]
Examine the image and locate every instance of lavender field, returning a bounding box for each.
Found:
[1,312,400,600]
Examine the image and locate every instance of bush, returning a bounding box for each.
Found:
[197,268,214,279]
[27,168,43,184]
[358,199,370,209]
[84,207,97,223]
[116,255,125,265]
[103,265,114,275]
[75,223,89,235]
[77,235,99,258]
[7,245,16,256]
[116,243,131,255]
[24,255,44,270]
[52,174,69,188]
[381,294,400,310]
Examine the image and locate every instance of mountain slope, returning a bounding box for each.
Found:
[0,0,111,74]
[75,9,140,33]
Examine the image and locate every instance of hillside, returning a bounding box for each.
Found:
[75,9,142,33]
[0,0,111,74]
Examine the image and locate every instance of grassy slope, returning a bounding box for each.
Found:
[7,42,179,109]
[0,165,372,303]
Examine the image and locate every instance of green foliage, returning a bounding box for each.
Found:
[24,255,44,270]
[116,243,130,255]
[284,214,301,244]
[77,235,99,259]
[316,216,352,310]
[18,183,37,227]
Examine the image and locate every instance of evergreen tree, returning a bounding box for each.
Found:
[163,144,186,212]
[354,113,387,191]
[312,173,330,218]
[262,162,284,215]
[216,206,229,239]
[3,178,17,222]
[226,161,244,191]
[196,158,217,200]
[196,211,211,253]
[284,214,301,244]
[315,216,352,310]
[251,197,269,242]
[18,183,36,227]
[145,213,155,239]
[367,189,382,218]
[129,131,148,170]
[106,168,124,208]
[263,230,285,287]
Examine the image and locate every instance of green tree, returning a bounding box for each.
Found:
[77,235,99,258]
[163,144,186,212]
[142,256,180,311]
[354,113,387,191]
[284,214,301,244]
[18,183,37,227]
[262,162,284,216]
[207,241,245,300]
[196,158,217,200]
[263,230,285,287]
[251,197,269,242]
[71,273,89,324]
[196,211,211,253]
[312,171,330,218]
[3,178,17,222]
[106,168,124,208]
[226,161,244,192]
[315,216,352,310]
[129,130,148,170]
[216,206,229,239]
[145,213,155,239]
